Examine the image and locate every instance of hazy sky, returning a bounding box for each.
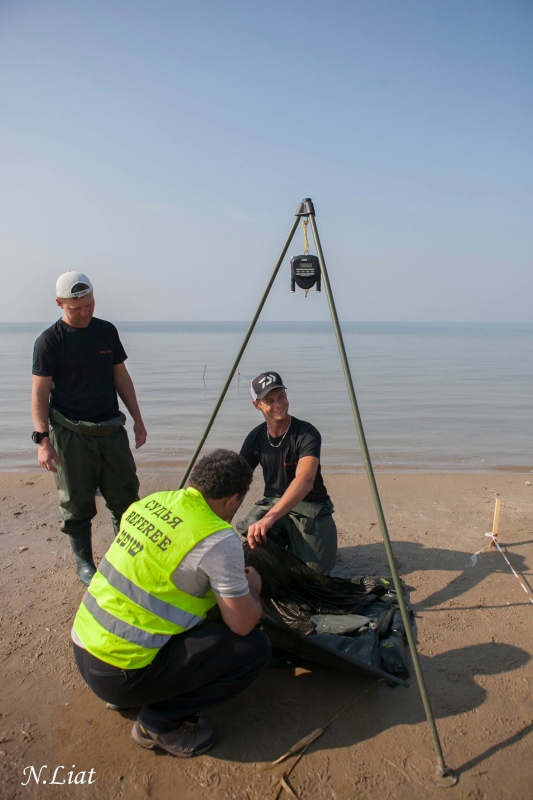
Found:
[1,0,531,324]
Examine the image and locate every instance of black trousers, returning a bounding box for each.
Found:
[73,623,271,733]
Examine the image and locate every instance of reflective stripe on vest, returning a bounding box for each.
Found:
[82,592,172,650]
[72,488,233,668]
[98,557,203,629]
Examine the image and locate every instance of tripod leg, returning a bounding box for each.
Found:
[308,213,457,785]
[178,215,301,489]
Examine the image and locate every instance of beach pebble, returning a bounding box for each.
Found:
[15,546,28,554]
[525,481,531,486]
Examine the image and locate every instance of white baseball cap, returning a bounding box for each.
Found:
[56,271,93,299]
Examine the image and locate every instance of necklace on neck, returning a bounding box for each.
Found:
[266,417,292,448]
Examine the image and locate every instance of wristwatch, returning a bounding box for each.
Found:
[31,431,50,444]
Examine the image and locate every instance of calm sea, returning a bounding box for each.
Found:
[2,321,532,473]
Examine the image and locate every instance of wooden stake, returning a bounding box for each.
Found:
[491,498,501,547]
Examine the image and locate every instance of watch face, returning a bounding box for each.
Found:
[32,431,49,443]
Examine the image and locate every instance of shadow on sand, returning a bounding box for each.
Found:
[201,641,530,771]
[335,539,532,609]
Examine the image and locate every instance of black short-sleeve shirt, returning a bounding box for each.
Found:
[32,318,127,422]
[240,416,329,504]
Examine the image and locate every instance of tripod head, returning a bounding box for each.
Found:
[295,198,315,217]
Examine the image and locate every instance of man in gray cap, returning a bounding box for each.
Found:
[236,372,337,574]
[31,271,147,585]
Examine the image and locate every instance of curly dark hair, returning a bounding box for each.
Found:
[189,449,253,500]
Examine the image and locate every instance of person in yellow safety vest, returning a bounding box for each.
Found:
[71,449,271,758]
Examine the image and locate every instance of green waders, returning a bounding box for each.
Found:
[236,497,337,575]
[49,409,139,584]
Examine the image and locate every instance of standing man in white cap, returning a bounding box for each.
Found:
[31,271,147,585]
[236,371,337,574]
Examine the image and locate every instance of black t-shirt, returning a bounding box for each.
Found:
[240,416,329,504]
[32,318,127,422]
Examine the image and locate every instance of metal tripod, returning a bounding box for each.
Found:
[179,198,457,786]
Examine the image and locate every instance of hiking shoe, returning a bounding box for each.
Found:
[131,718,217,758]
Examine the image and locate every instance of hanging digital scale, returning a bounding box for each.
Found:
[290,254,321,293]
[290,215,321,294]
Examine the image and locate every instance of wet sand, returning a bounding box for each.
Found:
[1,469,533,799]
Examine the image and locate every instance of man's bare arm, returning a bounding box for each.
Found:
[31,375,61,472]
[247,456,319,547]
[214,567,263,635]
[112,362,147,448]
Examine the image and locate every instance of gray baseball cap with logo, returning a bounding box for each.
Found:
[251,372,287,401]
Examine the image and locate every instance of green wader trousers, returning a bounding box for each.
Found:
[236,497,338,575]
[50,416,139,540]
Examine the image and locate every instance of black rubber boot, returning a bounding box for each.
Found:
[69,535,97,586]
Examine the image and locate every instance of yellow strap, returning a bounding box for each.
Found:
[301,219,310,254]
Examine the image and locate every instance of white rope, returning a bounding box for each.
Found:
[483,532,533,605]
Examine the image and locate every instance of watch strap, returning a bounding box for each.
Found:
[32,431,50,444]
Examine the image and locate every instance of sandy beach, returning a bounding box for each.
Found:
[1,468,533,800]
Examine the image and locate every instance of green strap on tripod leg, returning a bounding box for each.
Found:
[308,211,457,786]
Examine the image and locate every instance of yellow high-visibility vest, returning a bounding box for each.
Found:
[73,487,232,668]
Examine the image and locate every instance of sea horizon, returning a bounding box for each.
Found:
[3,320,532,473]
